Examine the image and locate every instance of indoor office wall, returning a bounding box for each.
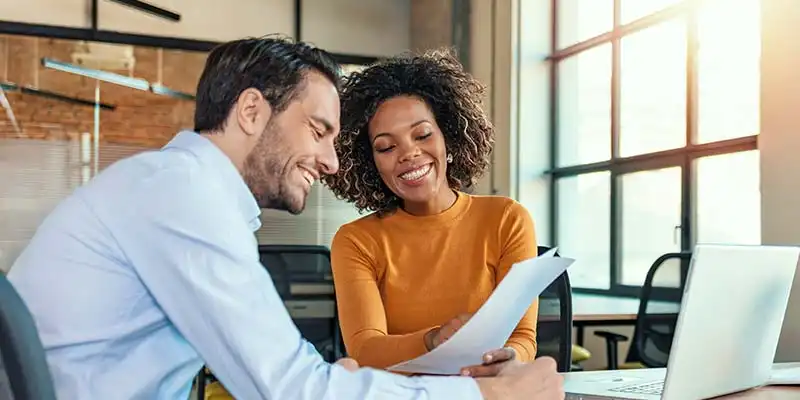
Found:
[409,0,453,53]
[0,0,410,55]
[301,0,410,56]
[469,0,552,243]
[0,0,89,30]
[0,0,412,55]
[465,1,518,198]
[0,0,295,42]
[466,0,499,198]
[761,0,800,363]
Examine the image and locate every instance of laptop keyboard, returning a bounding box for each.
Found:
[610,380,665,395]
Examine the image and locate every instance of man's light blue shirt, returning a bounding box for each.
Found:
[7,131,483,399]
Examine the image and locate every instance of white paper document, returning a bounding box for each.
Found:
[387,248,575,375]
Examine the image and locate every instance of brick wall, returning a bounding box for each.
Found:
[0,34,206,148]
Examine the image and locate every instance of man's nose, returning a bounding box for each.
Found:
[319,142,340,175]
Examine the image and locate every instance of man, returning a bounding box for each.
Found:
[8,36,564,399]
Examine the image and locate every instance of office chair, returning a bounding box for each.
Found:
[0,272,57,400]
[594,252,690,370]
[534,246,592,371]
[535,246,574,372]
[257,245,343,361]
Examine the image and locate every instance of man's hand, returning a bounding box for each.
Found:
[460,347,519,377]
[476,357,564,400]
[334,357,359,372]
[424,313,472,350]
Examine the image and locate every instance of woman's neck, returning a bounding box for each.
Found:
[402,189,458,216]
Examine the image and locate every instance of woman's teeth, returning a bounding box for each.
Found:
[400,164,432,181]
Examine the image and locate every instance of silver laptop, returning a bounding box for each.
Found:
[774,250,800,363]
[564,244,800,400]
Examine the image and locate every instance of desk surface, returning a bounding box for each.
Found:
[720,386,800,398]
[572,293,680,322]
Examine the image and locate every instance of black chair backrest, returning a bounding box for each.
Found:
[258,245,334,297]
[535,246,573,372]
[630,252,691,367]
[0,273,56,400]
[257,245,343,362]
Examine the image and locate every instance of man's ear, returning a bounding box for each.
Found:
[235,88,272,137]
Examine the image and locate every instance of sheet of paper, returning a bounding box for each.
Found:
[387,248,575,375]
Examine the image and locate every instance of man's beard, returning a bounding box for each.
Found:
[242,125,307,215]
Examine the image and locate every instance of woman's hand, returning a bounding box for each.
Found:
[460,347,520,377]
[424,313,472,350]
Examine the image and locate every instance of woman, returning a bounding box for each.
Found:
[324,49,539,377]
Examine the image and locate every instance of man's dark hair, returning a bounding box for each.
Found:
[194,35,341,132]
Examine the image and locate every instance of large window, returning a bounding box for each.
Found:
[550,0,761,296]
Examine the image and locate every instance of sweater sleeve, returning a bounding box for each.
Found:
[495,201,539,361]
[330,226,434,369]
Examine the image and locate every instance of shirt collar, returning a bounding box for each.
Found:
[164,130,262,232]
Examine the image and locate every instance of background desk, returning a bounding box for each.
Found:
[721,386,800,398]
[572,293,680,346]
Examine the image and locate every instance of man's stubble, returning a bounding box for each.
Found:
[242,122,305,214]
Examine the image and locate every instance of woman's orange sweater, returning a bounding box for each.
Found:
[330,193,539,370]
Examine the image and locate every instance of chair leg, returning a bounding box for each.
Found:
[605,340,619,370]
[196,368,206,400]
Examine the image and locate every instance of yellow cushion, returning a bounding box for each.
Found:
[204,381,235,400]
[571,344,591,362]
[619,361,646,370]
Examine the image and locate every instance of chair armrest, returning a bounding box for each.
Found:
[593,331,629,343]
[593,330,629,370]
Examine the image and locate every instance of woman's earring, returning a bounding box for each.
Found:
[446,153,453,163]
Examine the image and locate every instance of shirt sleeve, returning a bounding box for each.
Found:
[330,226,434,369]
[117,168,483,400]
[496,200,540,361]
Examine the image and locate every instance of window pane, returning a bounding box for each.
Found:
[620,20,687,157]
[620,0,682,25]
[556,172,611,289]
[696,0,760,144]
[696,151,761,245]
[557,0,613,49]
[620,167,682,286]
[556,44,612,167]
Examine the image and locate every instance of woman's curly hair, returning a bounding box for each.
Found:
[323,48,494,215]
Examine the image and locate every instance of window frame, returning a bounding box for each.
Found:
[547,0,758,299]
